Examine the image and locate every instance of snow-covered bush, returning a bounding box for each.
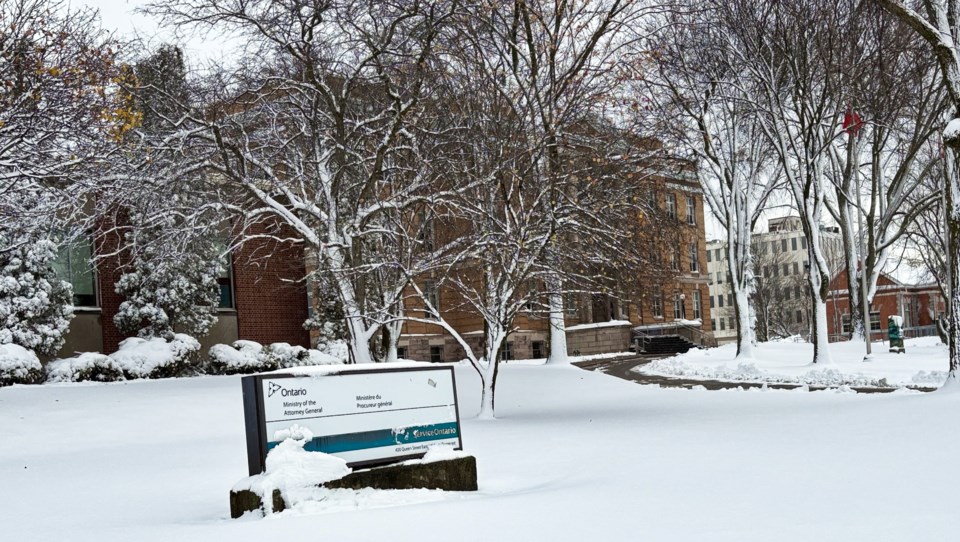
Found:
[0,236,74,355]
[0,343,43,386]
[113,209,222,340]
[45,353,125,383]
[205,340,343,375]
[111,333,201,379]
[207,340,278,375]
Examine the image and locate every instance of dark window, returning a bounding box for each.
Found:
[793,262,799,275]
[686,195,696,225]
[673,291,684,319]
[532,341,545,359]
[396,347,407,359]
[718,295,724,308]
[666,193,677,219]
[796,310,803,324]
[430,345,444,363]
[689,244,699,273]
[501,342,514,361]
[719,319,725,330]
[218,253,235,309]
[783,264,789,276]
[693,290,702,319]
[711,319,716,330]
[53,237,97,307]
[710,296,715,309]
[652,285,663,317]
[802,238,808,249]
[870,311,881,331]
[727,294,732,306]
[781,239,788,252]
[784,287,791,300]
[791,238,798,251]
[706,249,712,263]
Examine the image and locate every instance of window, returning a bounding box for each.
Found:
[396,346,407,359]
[870,311,881,332]
[672,245,681,271]
[565,292,578,314]
[52,237,97,307]
[793,262,799,275]
[715,248,722,261]
[727,294,732,306]
[796,310,803,324]
[710,296,715,309]
[802,238,808,249]
[673,291,684,319]
[706,250,712,263]
[783,264,789,276]
[693,290,702,320]
[417,211,436,252]
[842,314,852,334]
[791,238,798,251]
[430,345,444,363]
[217,251,235,309]
[711,319,716,330]
[647,190,657,207]
[652,286,663,318]
[763,266,770,278]
[666,193,677,219]
[781,239,788,252]
[726,272,731,283]
[718,295,724,308]
[795,286,801,298]
[784,287,791,300]
[719,319,726,330]
[532,341,545,359]
[501,342,514,361]
[423,280,440,318]
[729,317,735,329]
[760,241,768,254]
[689,244,699,273]
[686,195,696,225]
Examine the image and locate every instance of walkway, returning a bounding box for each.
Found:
[574,354,936,393]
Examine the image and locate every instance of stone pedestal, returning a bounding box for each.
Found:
[230,455,478,518]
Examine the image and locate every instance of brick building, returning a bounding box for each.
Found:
[397,173,714,361]
[825,270,945,342]
[53,177,712,362]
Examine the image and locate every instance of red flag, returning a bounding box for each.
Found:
[843,107,863,136]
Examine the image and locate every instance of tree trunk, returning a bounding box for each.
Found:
[545,289,570,364]
[940,131,960,389]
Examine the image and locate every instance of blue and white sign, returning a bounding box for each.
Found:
[242,365,463,475]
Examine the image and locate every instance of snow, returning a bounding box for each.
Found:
[944,118,960,141]
[0,342,41,382]
[233,425,351,514]
[3,354,960,540]
[46,353,124,383]
[638,337,948,387]
[207,341,346,374]
[565,319,631,331]
[111,333,201,378]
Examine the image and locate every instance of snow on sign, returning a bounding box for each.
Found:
[241,365,463,475]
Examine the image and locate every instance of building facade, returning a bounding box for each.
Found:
[706,217,842,344]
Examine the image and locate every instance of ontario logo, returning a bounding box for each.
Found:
[267,382,308,398]
[267,382,282,397]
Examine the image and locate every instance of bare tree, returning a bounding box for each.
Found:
[874,0,960,384]
[824,3,945,343]
[140,0,454,363]
[644,1,780,358]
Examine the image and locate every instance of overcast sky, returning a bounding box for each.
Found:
[70,0,238,65]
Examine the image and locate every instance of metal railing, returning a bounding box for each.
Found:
[632,321,717,353]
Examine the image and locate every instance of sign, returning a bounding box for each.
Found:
[241,365,463,475]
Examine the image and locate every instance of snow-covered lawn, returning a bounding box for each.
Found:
[637,337,949,388]
[2,361,959,541]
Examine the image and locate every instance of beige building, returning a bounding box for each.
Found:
[706,217,842,344]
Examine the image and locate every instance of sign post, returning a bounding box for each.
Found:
[242,365,463,476]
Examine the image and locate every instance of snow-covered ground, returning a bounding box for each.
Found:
[637,337,949,388]
[3,359,959,541]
